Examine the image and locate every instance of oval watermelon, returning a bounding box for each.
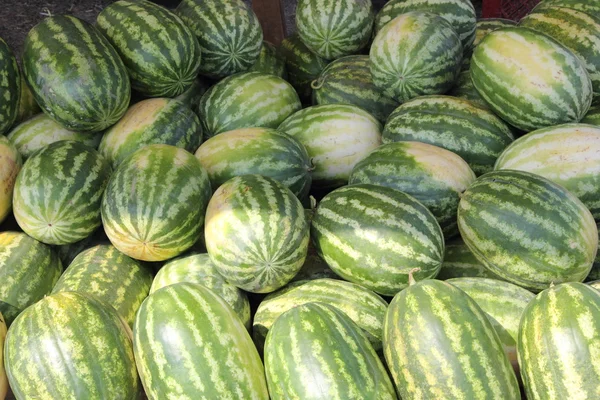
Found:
[0,137,21,224]
[0,38,20,135]
[533,0,600,19]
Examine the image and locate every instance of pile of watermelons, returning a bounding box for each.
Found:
[1,0,600,398]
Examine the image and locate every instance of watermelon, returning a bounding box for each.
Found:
[312,184,444,296]
[518,282,600,399]
[312,55,398,123]
[102,144,212,262]
[22,15,130,132]
[205,175,309,293]
[384,279,520,399]
[583,103,600,125]
[15,74,40,124]
[495,123,600,220]
[175,77,210,113]
[533,0,600,19]
[383,95,514,175]
[370,12,463,103]
[249,41,287,78]
[0,312,6,400]
[448,70,488,109]
[5,292,141,399]
[374,0,477,49]
[471,27,593,132]
[99,98,201,169]
[0,231,63,326]
[52,244,153,328]
[13,140,111,245]
[0,37,20,135]
[437,239,499,280]
[176,0,263,78]
[349,141,476,238]
[0,137,21,224]
[134,283,269,399]
[278,104,382,189]
[295,0,374,60]
[150,252,251,329]
[461,18,517,69]
[458,170,598,292]
[7,114,103,159]
[199,72,302,139]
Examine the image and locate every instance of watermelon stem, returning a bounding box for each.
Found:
[310,79,324,90]
[408,268,421,286]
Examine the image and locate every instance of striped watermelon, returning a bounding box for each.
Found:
[370,12,463,103]
[0,231,63,326]
[205,175,309,293]
[5,292,141,399]
[13,140,111,245]
[448,70,488,109]
[458,170,598,291]
[102,144,212,262]
[134,283,269,399]
[199,72,302,139]
[249,41,287,78]
[15,74,40,124]
[0,312,6,400]
[195,127,312,199]
[99,98,201,169]
[22,15,130,132]
[312,55,399,123]
[278,104,382,189]
[265,302,396,399]
[254,278,388,352]
[52,244,153,328]
[0,37,19,135]
[176,0,263,78]
[97,0,201,98]
[7,114,102,159]
[384,279,520,398]
[150,252,251,329]
[533,0,600,18]
[583,103,600,125]
[471,27,593,132]
[383,95,514,175]
[295,0,374,60]
[437,239,500,280]
[175,77,209,113]
[518,282,600,399]
[349,141,476,238]
[495,123,600,220]
[312,184,444,296]
[0,137,21,224]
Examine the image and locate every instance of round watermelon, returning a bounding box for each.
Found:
[0,37,20,135]
[0,137,21,224]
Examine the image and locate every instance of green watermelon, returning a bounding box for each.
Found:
[448,70,488,109]
[383,95,514,175]
[312,184,444,296]
[199,72,302,138]
[0,137,21,224]
[533,0,600,19]
[384,279,520,399]
[7,114,103,159]
[134,282,269,399]
[349,141,476,238]
[437,239,500,280]
[583,103,600,125]
[13,140,111,245]
[471,27,593,131]
[175,77,210,113]
[102,144,212,262]
[176,0,263,78]
[5,292,141,399]
[0,231,63,326]
[370,12,463,103]
[474,19,518,48]
[0,37,20,135]
[0,312,6,400]
[150,252,251,329]
[265,302,396,399]
[458,170,598,292]
[278,104,382,189]
[15,74,40,124]
[22,15,130,132]
[52,244,153,328]
[312,55,399,123]
[519,282,600,399]
[205,175,309,293]
[249,41,287,78]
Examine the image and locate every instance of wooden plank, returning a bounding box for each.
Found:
[482,0,503,18]
[253,0,286,45]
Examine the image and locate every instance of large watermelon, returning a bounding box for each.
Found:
[13,140,111,245]
[437,239,499,280]
[134,283,269,399]
[249,41,287,78]
[384,279,520,399]
[22,15,130,132]
[370,12,463,103]
[458,170,598,291]
[311,184,444,296]
[0,37,20,135]
[383,95,514,175]
[205,175,309,293]
[519,282,600,399]
[278,104,382,189]
[15,74,40,123]
[0,137,21,224]
[199,72,302,138]
[176,0,263,78]
[265,302,396,399]
[5,292,141,399]
[533,0,600,19]
[0,312,6,400]
[471,27,593,131]
[102,144,212,262]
